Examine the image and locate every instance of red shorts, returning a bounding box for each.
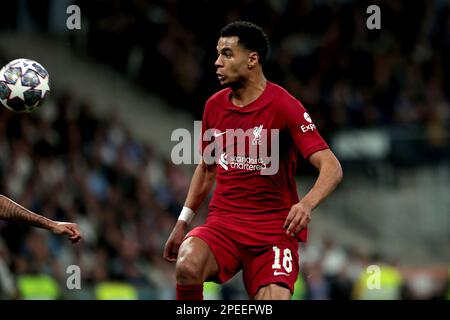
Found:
[185,215,300,298]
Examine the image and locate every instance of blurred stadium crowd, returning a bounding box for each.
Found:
[0,93,183,299]
[76,0,450,162]
[0,0,449,299]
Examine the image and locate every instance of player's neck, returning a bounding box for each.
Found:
[230,75,267,107]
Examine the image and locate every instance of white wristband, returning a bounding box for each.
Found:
[178,206,195,225]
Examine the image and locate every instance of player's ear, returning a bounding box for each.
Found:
[248,52,259,69]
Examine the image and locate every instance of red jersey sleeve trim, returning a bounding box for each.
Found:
[301,143,329,159]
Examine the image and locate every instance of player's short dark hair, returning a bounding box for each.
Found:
[221,21,269,63]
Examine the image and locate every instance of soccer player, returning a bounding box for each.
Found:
[164,21,343,300]
[0,195,82,243]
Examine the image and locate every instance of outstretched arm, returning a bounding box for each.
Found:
[0,195,82,243]
[163,158,216,262]
[284,149,343,236]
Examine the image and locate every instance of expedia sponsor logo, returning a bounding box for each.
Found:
[304,112,312,123]
[301,112,316,132]
[301,123,316,132]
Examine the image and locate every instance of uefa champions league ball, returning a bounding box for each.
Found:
[0,58,50,112]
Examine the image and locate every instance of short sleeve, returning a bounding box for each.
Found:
[284,99,329,159]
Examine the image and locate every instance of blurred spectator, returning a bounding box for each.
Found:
[0,0,449,300]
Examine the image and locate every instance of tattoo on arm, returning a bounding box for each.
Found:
[0,195,53,230]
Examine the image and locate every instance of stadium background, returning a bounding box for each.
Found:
[0,0,449,299]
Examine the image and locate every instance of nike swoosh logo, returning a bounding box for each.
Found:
[214,131,226,138]
[273,270,289,276]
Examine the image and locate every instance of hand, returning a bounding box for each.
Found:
[283,201,313,237]
[51,221,82,243]
[163,221,188,263]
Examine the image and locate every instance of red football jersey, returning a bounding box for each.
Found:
[200,81,329,242]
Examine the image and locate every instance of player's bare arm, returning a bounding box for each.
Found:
[0,195,82,243]
[163,157,217,262]
[284,149,343,235]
